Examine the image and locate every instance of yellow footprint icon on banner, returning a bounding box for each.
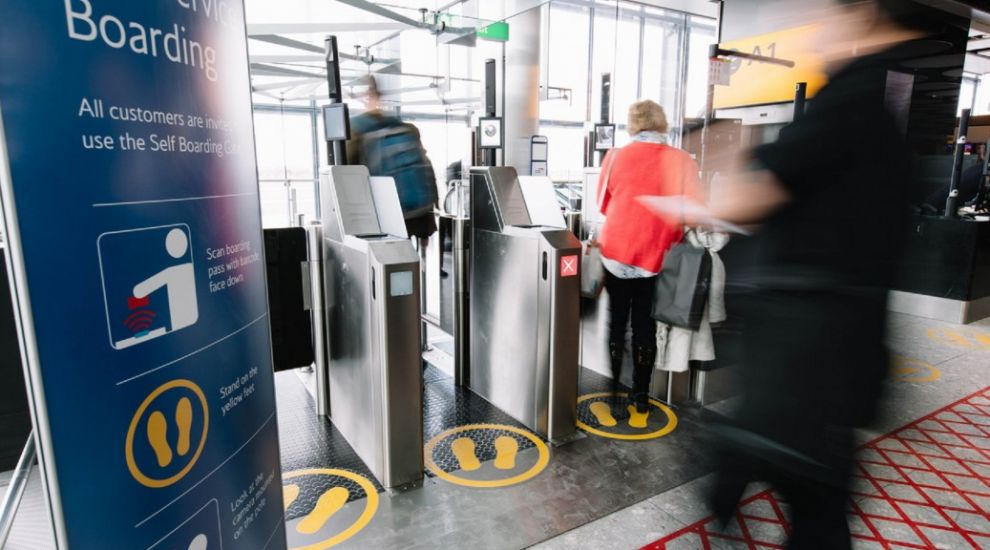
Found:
[451,437,481,471]
[297,487,349,535]
[147,411,172,468]
[494,436,519,470]
[589,402,618,427]
[146,398,195,467]
[175,397,193,457]
[126,379,209,489]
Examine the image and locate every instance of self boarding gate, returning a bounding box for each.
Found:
[469,167,581,443]
[320,165,423,488]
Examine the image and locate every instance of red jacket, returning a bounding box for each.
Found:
[598,142,702,274]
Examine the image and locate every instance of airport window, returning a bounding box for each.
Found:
[959,74,990,117]
[539,122,588,182]
[541,2,592,123]
[540,0,717,177]
[253,107,319,228]
[245,0,717,226]
[686,17,718,120]
[612,8,644,122]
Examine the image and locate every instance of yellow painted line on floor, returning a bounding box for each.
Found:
[975,333,990,348]
[926,328,975,349]
[451,437,482,471]
[576,392,678,441]
[493,436,519,471]
[892,355,942,383]
[282,468,379,550]
[424,424,550,488]
[589,401,617,427]
[627,405,649,429]
[283,484,300,512]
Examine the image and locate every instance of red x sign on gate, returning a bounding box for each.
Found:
[561,255,578,278]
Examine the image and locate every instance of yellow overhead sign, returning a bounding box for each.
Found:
[713,24,828,110]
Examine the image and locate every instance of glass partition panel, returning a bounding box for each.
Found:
[542,2,591,122]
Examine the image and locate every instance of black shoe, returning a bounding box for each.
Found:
[635,396,650,414]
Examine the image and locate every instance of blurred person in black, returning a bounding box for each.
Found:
[696,1,929,548]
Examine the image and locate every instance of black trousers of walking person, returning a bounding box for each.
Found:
[710,290,889,550]
[604,272,658,402]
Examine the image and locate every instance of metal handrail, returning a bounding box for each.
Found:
[0,431,36,548]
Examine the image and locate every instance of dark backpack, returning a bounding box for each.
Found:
[357,115,438,219]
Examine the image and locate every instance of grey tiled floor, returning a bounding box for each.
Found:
[4,313,990,550]
[533,313,990,549]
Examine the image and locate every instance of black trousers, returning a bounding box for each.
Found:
[604,272,657,347]
[711,427,854,550]
[604,272,657,393]
[405,212,437,239]
[710,290,887,550]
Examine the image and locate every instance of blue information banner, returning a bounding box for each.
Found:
[0,1,286,548]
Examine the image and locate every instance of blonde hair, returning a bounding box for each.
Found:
[627,100,668,135]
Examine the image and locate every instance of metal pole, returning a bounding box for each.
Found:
[946,108,971,218]
[325,36,348,166]
[700,46,718,186]
[418,237,429,353]
[306,224,330,417]
[453,215,470,386]
[597,73,611,167]
[0,432,36,548]
[793,82,808,122]
[565,210,583,240]
[483,59,497,168]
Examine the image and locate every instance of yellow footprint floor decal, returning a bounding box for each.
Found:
[175,397,193,457]
[147,410,172,468]
[589,401,618,427]
[494,436,519,470]
[297,486,349,535]
[627,405,649,429]
[283,484,300,512]
[451,437,481,471]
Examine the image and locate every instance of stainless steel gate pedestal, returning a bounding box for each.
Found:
[320,165,424,489]
[469,167,581,444]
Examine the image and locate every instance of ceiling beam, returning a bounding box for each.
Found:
[250,34,367,61]
[334,0,424,28]
[392,96,478,106]
[252,77,324,92]
[249,63,324,78]
[250,54,324,63]
[247,22,409,36]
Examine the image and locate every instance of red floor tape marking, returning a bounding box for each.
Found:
[644,387,990,549]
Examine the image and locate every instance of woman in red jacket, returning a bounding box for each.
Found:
[598,100,702,413]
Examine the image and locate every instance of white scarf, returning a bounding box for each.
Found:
[632,131,668,145]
